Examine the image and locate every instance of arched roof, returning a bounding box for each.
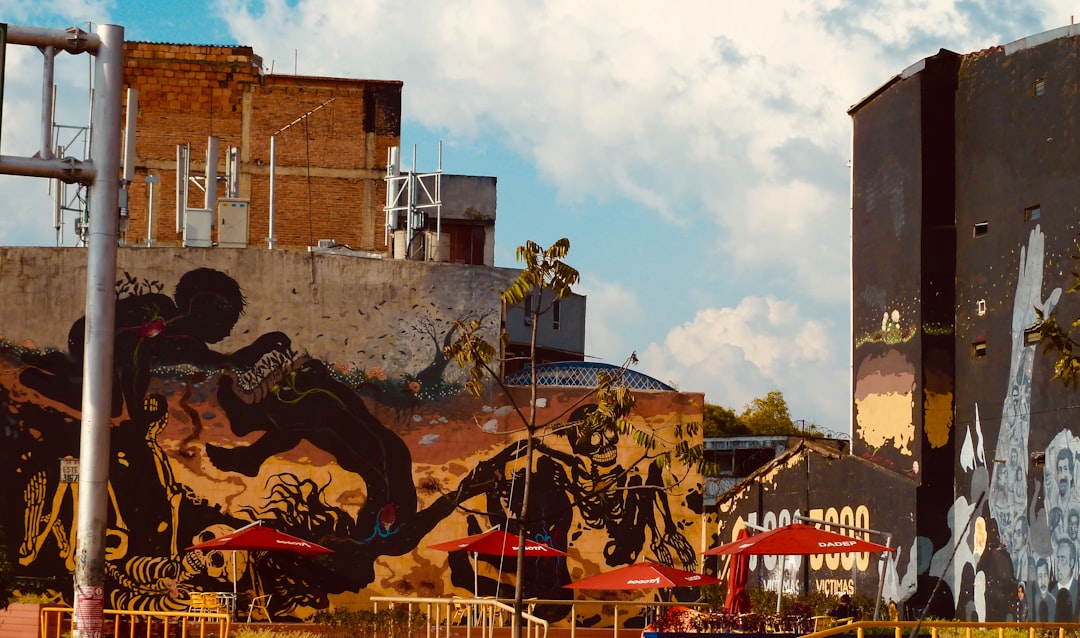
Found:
[504,362,675,391]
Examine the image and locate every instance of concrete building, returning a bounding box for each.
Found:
[713,23,1080,621]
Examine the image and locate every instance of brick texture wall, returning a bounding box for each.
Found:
[122,42,401,252]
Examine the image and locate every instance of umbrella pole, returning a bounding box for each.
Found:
[776,555,784,615]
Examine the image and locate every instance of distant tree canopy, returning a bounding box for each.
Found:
[703,390,823,438]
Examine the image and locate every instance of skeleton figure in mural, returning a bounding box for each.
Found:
[446,403,698,611]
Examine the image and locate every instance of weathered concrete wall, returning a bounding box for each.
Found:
[0,246,516,379]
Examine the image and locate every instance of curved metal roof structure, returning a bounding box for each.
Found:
[504,362,675,391]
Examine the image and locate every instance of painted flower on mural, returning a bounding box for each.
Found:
[882,310,904,344]
[138,319,166,338]
[405,380,421,393]
[366,367,387,381]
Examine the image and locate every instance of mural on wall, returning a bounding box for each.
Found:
[853,290,921,478]
[0,267,703,622]
[711,448,917,607]
[946,225,1064,621]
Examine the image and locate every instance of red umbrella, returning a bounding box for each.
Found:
[429,528,568,557]
[703,523,894,556]
[705,523,894,616]
[431,527,567,599]
[186,521,333,556]
[186,521,333,598]
[722,529,751,614]
[563,561,722,590]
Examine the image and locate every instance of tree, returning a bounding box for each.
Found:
[740,390,795,434]
[703,403,746,437]
[703,391,826,438]
[444,238,708,638]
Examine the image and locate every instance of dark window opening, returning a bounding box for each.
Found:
[972,340,987,358]
[1034,78,1046,96]
[1024,328,1041,346]
[973,222,989,237]
[1025,205,1041,222]
[552,299,561,331]
[524,294,533,327]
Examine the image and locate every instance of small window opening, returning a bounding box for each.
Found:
[973,222,989,237]
[1024,328,1042,346]
[524,294,533,327]
[1025,205,1041,221]
[1033,79,1046,97]
[972,340,987,358]
[552,299,561,331]
[976,299,987,316]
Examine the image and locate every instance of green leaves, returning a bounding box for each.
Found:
[501,237,580,310]
[442,318,498,397]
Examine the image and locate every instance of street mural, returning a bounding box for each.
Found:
[0,267,704,622]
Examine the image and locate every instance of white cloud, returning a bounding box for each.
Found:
[639,295,847,427]
[577,276,640,366]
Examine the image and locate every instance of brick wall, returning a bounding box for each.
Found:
[122,42,401,252]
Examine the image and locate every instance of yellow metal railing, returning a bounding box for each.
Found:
[371,595,550,638]
[370,595,710,638]
[39,605,231,638]
[808,620,1080,638]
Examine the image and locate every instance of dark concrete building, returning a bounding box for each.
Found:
[715,23,1080,621]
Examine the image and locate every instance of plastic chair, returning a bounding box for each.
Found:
[186,592,206,613]
[812,615,853,631]
[247,594,272,622]
[451,598,468,625]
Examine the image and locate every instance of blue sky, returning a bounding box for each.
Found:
[0,0,1072,431]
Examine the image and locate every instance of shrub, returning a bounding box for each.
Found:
[309,606,427,638]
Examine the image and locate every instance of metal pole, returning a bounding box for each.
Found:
[40,45,55,160]
[73,22,123,638]
[268,135,275,249]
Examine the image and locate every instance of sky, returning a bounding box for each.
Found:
[0,0,1074,432]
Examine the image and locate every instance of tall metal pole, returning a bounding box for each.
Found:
[74,22,123,638]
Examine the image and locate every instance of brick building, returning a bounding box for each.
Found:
[122,42,401,252]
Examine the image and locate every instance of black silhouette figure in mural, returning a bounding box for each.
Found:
[8,268,514,614]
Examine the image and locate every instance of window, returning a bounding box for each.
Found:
[973,222,989,237]
[1033,78,1046,97]
[1025,205,1041,222]
[976,299,987,317]
[524,294,533,327]
[972,340,987,358]
[1024,327,1042,346]
[552,299,561,331]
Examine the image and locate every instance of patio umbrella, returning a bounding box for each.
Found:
[722,529,752,614]
[704,523,894,614]
[429,528,568,557]
[430,527,567,598]
[703,523,894,557]
[563,560,722,590]
[186,521,333,596]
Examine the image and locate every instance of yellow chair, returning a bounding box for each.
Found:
[186,592,207,613]
[812,615,853,631]
[247,594,272,622]
[450,598,469,625]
